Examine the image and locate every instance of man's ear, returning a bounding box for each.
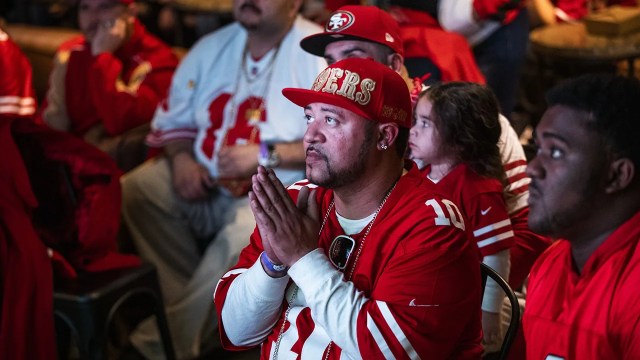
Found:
[378,123,399,150]
[605,157,635,194]
[388,53,404,74]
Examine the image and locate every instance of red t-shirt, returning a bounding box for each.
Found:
[524,211,640,359]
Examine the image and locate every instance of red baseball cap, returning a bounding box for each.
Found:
[282,58,411,128]
[300,5,403,57]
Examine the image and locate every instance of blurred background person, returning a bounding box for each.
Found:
[39,0,179,171]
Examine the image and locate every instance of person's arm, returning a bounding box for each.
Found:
[481,250,510,353]
[219,256,290,346]
[214,226,290,349]
[0,36,36,119]
[217,141,305,180]
[41,48,71,130]
[530,0,559,25]
[161,138,214,200]
[88,19,177,136]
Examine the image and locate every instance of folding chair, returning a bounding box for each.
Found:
[480,263,521,360]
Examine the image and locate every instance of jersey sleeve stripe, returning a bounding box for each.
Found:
[366,312,396,360]
[507,172,529,185]
[214,268,247,297]
[473,219,512,237]
[376,301,421,360]
[145,128,198,147]
[477,230,515,248]
[503,159,527,171]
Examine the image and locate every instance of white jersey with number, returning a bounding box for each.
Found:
[147,16,326,186]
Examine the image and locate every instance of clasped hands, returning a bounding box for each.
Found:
[249,166,320,268]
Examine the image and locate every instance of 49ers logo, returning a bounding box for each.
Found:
[326,11,355,32]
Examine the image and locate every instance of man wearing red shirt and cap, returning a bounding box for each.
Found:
[40,0,178,171]
[214,57,483,359]
[299,6,551,353]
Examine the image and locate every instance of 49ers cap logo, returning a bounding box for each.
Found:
[326,11,355,32]
[282,58,412,128]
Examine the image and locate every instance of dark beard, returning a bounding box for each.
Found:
[309,122,375,188]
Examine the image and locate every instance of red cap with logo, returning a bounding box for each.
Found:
[282,58,411,128]
[300,5,403,57]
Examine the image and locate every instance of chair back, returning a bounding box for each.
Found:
[480,263,520,360]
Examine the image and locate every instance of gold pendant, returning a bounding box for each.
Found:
[246,108,262,124]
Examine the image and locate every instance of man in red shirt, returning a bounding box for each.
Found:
[524,74,640,358]
[214,58,483,359]
[40,0,178,171]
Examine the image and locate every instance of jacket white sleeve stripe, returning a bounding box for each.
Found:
[0,96,36,115]
[0,96,35,106]
[376,301,421,359]
[366,312,395,360]
[0,104,36,115]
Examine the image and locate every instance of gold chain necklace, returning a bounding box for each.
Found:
[271,181,398,359]
[229,40,281,125]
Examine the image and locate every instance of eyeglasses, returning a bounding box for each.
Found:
[329,235,355,270]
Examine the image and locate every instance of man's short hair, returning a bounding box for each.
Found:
[546,74,640,167]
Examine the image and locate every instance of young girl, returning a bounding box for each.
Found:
[409,82,514,353]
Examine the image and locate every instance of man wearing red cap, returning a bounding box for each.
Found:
[299,5,551,354]
[40,0,178,171]
[301,4,486,85]
[214,58,483,359]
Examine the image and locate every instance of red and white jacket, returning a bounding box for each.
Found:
[0,30,36,119]
[40,20,178,137]
[215,163,483,359]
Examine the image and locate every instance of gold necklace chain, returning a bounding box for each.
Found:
[271,181,398,359]
[229,40,281,124]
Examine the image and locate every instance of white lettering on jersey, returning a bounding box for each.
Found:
[425,198,465,231]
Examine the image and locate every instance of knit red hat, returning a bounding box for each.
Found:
[300,5,403,57]
[282,58,411,128]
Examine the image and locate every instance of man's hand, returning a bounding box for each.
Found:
[481,310,503,355]
[217,144,260,179]
[248,166,320,266]
[171,152,215,201]
[91,16,128,56]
